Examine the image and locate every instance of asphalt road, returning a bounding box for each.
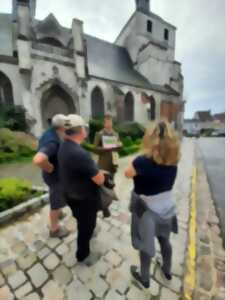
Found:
[198,137,225,244]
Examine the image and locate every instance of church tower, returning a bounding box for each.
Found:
[135,0,151,13]
[12,0,36,21]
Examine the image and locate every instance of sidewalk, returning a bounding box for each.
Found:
[0,139,195,300]
[193,148,225,300]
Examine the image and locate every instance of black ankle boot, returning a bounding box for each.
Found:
[161,269,172,281]
[156,259,172,281]
[130,266,150,289]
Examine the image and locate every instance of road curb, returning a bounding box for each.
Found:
[183,167,197,300]
[0,188,49,226]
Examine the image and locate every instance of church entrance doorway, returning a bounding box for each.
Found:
[41,85,76,128]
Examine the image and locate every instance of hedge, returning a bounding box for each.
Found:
[0,104,28,132]
[0,128,37,164]
[88,119,145,144]
[0,178,42,212]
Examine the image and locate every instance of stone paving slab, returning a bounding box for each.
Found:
[0,139,195,299]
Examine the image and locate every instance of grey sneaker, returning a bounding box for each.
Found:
[80,252,101,267]
[50,226,70,238]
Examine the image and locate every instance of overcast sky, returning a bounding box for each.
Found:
[1,0,225,118]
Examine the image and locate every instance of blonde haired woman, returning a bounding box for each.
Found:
[125,120,180,289]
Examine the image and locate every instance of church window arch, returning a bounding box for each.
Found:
[0,72,14,105]
[124,92,134,121]
[91,86,105,119]
[147,20,153,33]
[164,28,169,41]
[148,95,156,120]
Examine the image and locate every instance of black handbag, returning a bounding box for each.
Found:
[100,173,118,210]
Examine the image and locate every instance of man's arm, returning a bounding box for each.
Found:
[33,152,54,173]
[91,171,105,186]
[33,142,58,173]
[80,150,105,185]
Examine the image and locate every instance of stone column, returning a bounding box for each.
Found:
[16,1,35,131]
[72,19,86,80]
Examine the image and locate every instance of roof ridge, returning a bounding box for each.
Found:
[84,34,125,50]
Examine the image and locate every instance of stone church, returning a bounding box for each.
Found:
[0,0,184,136]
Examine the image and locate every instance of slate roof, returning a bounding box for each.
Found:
[85,34,179,95]
[85,34,152,90]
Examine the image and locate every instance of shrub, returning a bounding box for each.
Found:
[89,119,104,143]
[85,119,144,157]
[122,136,133,147]
[115,121,145,141]
[0,128,36,164]
[0,178,32,212]
[89,119,145,144]
[82,142,96,152]
[119,144,140,157]
[0,104,28,132]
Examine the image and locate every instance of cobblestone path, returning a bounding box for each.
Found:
[0,139,195,300]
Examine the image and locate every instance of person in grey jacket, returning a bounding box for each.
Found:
[125,120,181,289]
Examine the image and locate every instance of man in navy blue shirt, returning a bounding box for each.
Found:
[59,114,105,262]
[33,115,70,238]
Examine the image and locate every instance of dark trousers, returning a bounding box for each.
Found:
[68,198,98,261]
[140,236,172,282]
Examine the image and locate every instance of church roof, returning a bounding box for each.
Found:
[0,13,13,56]
[0,12,178,96]
[85,34,178,95]
[85,34,153,90]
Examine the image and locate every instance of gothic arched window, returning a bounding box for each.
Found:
[124,92,134,121]
[149,95,156,120]
[0,72,14,105]
[147,20,153,33]
[164,29,169,41]
[91,86,105,119]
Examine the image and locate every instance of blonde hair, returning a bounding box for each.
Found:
[142,120,181,166]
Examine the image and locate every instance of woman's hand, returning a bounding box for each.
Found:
[124,163,137,178]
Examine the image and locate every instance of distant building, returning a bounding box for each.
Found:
[184,110,225,134]
[0,0,184,136]
[214,112,225,123]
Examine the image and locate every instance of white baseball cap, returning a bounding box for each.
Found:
[64,114,87,129]
[51,114,66,128]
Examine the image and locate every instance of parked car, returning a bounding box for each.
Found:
[211,130,225,137]
[183,129,200,138]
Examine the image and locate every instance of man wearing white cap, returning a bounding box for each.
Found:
[33,114,70,238]
[58,114,105,262]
